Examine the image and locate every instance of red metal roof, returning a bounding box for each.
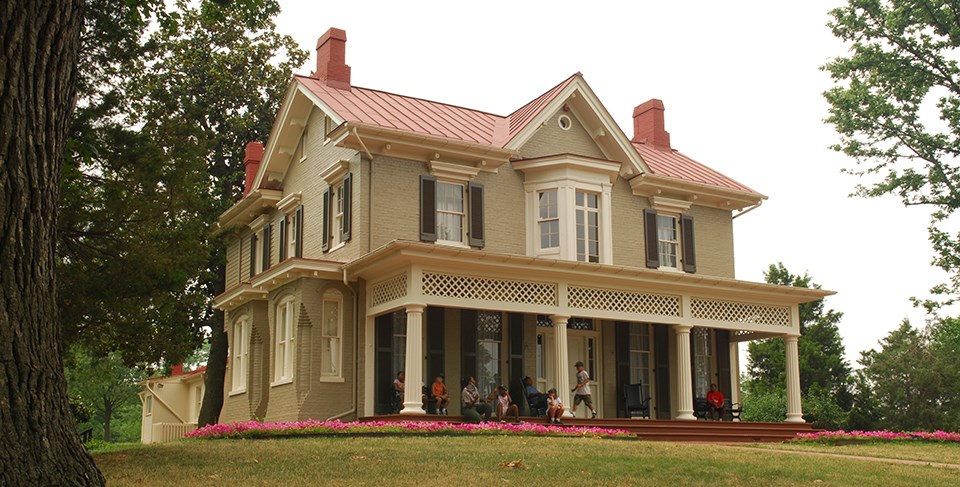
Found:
[296,74,759,195]
[632,142,757,194]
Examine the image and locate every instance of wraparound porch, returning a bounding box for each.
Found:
[347,241,833,423]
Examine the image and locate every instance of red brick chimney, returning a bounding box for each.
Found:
[242,141,264,197]
[314,28,351,89]
[171,363,184,376]
[632,99,671,149]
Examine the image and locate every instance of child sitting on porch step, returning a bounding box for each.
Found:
[546,388,564,425]
[495,385,521,424]
[431,375,450,415]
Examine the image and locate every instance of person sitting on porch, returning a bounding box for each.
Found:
[391,371,405,413]
[461,376,491,423]
[495,385,521,424]
[523,376,547,411]
[431,375,450,415]
[546,388,564,425]
[707,383,725,421]
[571,361,597,419]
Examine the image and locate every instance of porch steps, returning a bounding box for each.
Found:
[359,414,815,443]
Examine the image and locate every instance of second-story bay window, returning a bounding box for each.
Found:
[538,190,559,250]
[575,191,600,263]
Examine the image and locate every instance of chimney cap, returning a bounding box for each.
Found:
[317,28,347,49]
[633,99,665,117]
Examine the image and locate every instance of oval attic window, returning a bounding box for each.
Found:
[558,114,572,130]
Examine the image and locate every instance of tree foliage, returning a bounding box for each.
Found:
[746,264,853,409]
[824,1,960,305]
[858,317,960,431]
[66,348,146,442]
[60,0,306,373]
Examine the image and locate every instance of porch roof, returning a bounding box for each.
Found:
[344,240,834,306]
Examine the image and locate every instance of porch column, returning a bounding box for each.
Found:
[785,335,804,422]
[729,341,740,406]
[674,325,696,420]
[400,304,426,415]
[550,315,574,417]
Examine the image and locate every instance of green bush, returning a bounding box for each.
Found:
[741,390,786,422]
[803,392,848,430]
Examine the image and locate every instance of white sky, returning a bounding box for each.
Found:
[274,0,952,366]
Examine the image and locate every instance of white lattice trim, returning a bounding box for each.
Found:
[371,273,408,307]
[690,298,790,327]
[421,272,557,306]
[567,286,681,317]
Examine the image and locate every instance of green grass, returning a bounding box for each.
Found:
[750,441,960,465]
[92,436,960,486]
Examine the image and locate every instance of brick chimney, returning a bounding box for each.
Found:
[242,141,264,197]
[632,99,671,149]
[171,364,184,376]
[314,28,351,89]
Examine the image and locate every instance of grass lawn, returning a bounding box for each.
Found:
[749,441,960,465]
[92,436,960,486]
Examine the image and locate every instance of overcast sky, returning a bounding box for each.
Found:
[274,0,951,366]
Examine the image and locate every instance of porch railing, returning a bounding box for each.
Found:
[151,422,197,443]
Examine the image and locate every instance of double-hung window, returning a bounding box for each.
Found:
[321,290,343,378]
[274,297,296,383]
[231,317,249,393]
[656,214,680,269]
[575,191,600,263]
[436,181,465,244]
[538,190,559,250]
[286,211,298,258]
[335,184,345,244]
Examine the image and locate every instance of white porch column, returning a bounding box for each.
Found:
[729,341,740,405]
[674,325,696,420]
[785,335,804,422]
[400,304,426,415]
[550,315,574,417]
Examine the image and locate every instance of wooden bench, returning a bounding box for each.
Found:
[694,398,743,421]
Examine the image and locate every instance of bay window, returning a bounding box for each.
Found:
[538,190,560,250]
[575,191,600,263]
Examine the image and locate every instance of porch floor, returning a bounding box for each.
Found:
[359,414,816,443]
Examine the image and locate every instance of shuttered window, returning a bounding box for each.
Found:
[248,234,257,278]
[261,224,271,272]
[420,176,437,242]
[294,206,303,258]
[681,214,696,273]
[468,181,484,248]
[278,217,287,262]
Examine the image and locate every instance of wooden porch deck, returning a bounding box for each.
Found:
[359,414,816,443]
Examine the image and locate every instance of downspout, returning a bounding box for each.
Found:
[732,200,762,220]
[326,277,361,422]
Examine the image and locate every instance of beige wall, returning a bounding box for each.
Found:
[518,110,606,159]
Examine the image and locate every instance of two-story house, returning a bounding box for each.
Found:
[213,28,832,424]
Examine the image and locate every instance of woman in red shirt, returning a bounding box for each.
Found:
[706,383,725,421]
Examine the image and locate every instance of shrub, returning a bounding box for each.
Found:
[741,390,786,423]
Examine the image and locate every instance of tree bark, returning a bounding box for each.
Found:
[102,399,111,443]
[198,308,227,427]
[0,1,105,485]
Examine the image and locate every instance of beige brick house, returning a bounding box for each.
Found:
[212,28,832,424]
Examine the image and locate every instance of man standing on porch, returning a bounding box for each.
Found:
[571,361,597,419]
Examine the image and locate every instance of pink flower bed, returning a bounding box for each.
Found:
[793,430,960,443]
[186,419,631,440]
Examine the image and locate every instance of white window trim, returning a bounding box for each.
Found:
[320,290,344,380]
[230,316,249,394]
[144,395,152,416]
[656,212,683,272]
[524,181,612,263]
[536,189,560,255]
[298,127,308,163]
[272,296,296,385]
[575,190,601,263]
[332,182,345,248]
[436,180,468,247]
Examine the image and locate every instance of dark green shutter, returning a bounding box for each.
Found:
[426,307,445,384]
[508,313,523,396]
[278,217,287,261]
[294,206,303,258]
[343,173,353,242]
[653,324,671,419]
[420,175,437,242]
[681,214,696,273]
[715,330,731,402]
[468,181,485,248]
[643,209,659,268]
[374,314,394,415]
[261,225,271,271]
[460,310,477,383]
[615,322,631,418]
[321,188,330,252]
[248,234,257,278]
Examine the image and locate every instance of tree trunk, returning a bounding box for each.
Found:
[0,1,104,485]
[102,399,111,443]
[198,308,227,427]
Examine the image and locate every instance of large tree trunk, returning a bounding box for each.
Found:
[0,1,104,485]
[198,308,227,427]
[102,399,111,443]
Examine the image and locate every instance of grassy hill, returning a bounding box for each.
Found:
[93,435,960,486]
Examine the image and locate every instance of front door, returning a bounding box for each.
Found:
[567,330,601,417]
